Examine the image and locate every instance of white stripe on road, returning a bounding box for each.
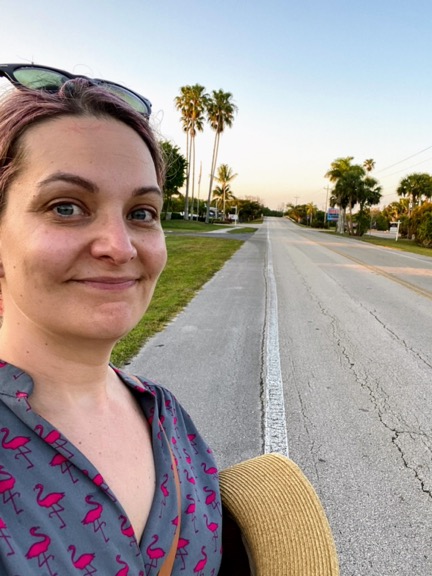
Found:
[263,225,289,457]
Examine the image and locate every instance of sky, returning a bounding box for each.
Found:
[2,0,432,210]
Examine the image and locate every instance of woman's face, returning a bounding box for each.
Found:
[0,115,167,343]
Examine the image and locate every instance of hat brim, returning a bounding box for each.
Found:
[219,453,339,575]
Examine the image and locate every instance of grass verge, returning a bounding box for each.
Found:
[162,220,229,232]
[227,227,257,234]
[111,236,243,367]
[357,235,432,257]
[320,229,432,258]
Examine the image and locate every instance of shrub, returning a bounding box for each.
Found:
[410,202,432,246]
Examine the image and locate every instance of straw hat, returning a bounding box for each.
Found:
[219,453,339,575]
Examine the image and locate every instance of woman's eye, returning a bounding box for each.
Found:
[128,208,156,222]
[51,203,84,217]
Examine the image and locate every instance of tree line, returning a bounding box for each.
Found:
[285,156,432,246]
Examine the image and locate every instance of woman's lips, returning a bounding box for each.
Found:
[73,277,139,291]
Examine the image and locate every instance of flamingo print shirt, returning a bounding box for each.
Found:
[0,361,222,575]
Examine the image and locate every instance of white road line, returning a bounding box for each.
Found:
[263,224,289,457]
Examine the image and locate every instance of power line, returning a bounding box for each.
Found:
[379,155,432,179]
[375,145,432,174]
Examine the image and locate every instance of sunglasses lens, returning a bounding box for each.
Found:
[13,67,69,91]
[101,83,151,116]
[6,66,151,117]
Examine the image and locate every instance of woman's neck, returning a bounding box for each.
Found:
[0,318,119,411]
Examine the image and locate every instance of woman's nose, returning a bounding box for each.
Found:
[90,217,137,264]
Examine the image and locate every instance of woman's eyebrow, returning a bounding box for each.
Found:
[133,186,162,197]
[37,173,162,197]
[37,172,98,192]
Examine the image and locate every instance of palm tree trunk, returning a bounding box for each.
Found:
[191,136,196,220]
[206,132,220,223]
[337,208,345,234]
[183,132,191,220]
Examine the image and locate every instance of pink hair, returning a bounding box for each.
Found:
[0,78,165,213]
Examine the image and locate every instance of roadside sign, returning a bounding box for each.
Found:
[327,208,339,221]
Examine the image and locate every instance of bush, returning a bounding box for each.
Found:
[353,212,370,236]
[410,202,432,246]
[375,214,390,231]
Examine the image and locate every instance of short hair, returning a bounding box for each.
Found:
[0,78,165,214]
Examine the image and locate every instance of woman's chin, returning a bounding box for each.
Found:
[65,305,145,344]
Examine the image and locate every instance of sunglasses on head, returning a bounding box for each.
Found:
[0,63,152,118]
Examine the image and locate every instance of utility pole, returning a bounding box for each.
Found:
[323,186,330,224]
[293,196,299,206]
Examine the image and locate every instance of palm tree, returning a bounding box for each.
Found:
[213,164,237,219]
[396,172,432,214]
[355,176,382,235]
[325,157,356,233]
[205,90,237,223]
[174,84,208,219]
[383,199,409,221]
[363,158,375,173]
[212,185,234,216]
[306,202,317,226]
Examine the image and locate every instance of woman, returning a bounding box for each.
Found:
[0,64,221,575]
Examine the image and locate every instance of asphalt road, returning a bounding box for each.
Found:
[128,218,432,576]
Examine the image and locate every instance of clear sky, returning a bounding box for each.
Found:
[2,0,432,210]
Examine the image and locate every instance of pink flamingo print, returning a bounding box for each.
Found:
[176,537,190,570]
[68,544,97,574]
[1,427,33,468]
[193,546,208,575]
[82,470,116,502]
[171,515,179,535]
[34,424,73,458]
[50,453,78,484]
[26,526,57,576]
[119,514,135,539]
[115,554,130,575]
[34,484,66,528]
[184,468,196,485]
[201,462,218,478]
[203,486,222,516]
[185,494,198,533]
[81,495,109,542]
[16,390,32,411]
[187,433,199,454]
[204,514,219,551]
[183,448,192,465]
[0,517,14,556]
[145,534,165,573]
[119,515,139,554]
[159,473,169,518]
[0,465,22,514]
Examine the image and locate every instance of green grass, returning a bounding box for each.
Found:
[161,220,230,232]
[227,227,258,234]
[111,236,243,366]
[357,235,432,257]
[320,229,432,257]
